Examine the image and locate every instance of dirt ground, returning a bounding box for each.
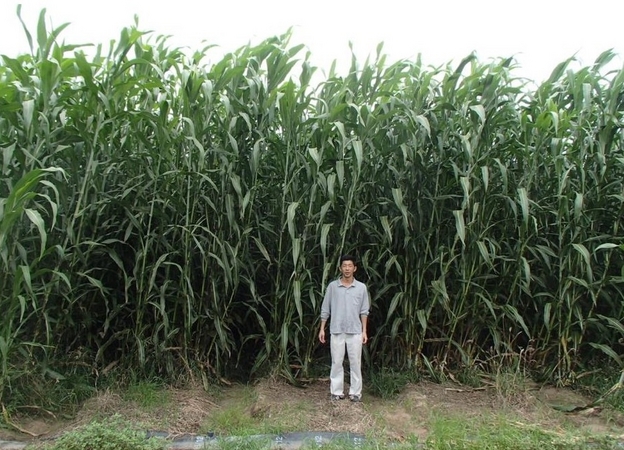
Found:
[2,377,624,446]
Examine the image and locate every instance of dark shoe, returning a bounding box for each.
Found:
[349,395,362,402]
[331,394,345,400]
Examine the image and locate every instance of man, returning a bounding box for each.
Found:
[318,254,370,402]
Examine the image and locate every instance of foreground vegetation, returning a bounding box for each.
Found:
[35,419,623,450]
[20,376,624,450]
[1,6,624,415]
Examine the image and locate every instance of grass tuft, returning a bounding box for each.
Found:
[40,415,166,450]
[123,379,171,411]
[425,413,597,450]
[367,367,418,400]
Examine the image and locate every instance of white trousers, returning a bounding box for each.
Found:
[330,333,363,396]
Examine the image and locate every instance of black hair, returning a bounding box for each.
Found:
[339,254,357,265]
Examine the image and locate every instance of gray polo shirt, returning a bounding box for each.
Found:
[321,278,370,334]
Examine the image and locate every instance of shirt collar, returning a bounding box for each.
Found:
[338,277,357,287]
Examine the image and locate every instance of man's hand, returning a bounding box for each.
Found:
[318,328,326,344]
[362,331,368,344]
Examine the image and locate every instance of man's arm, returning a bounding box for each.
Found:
[318,319,327,343]
[360,284,370,344]
[361,315,368,344]
[319,282,332,344]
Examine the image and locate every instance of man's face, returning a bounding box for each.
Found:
[340,260,357,278]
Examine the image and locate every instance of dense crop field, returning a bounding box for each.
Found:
[1,9,623,407]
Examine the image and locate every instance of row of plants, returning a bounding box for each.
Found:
[1,8,623,408]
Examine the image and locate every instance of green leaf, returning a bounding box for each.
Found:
[308,147,321,167]
[320,223,332,258]
[416,309,428,333]
[380,216,392,244]
[45,368,66,381]
[336,160,344,189]
[470,104,486,124]
[386,292,403,320]
[36,9,48,58]
[293,279,302,320]
[414,114,430,137]
[292,237,301,267]
[253,236,271,263]
[572,243,591,269]
[477,241,492,268]
[481,166,489,192]
[22,99,34,130]
[517,187,529,226]
[287,202,299,241]
[353,140,363,171]
[595,243,619,251]
[453,210,466,246]
[544,303,552,333]
[596,314,624,335]
[16,4,34,55]
[502,304,530,337]
[19,265,32,295]
[574,192,583,220]
[589,343,622,367]
[25,208,47,257]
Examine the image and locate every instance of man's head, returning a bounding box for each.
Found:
[339,254,357,279]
